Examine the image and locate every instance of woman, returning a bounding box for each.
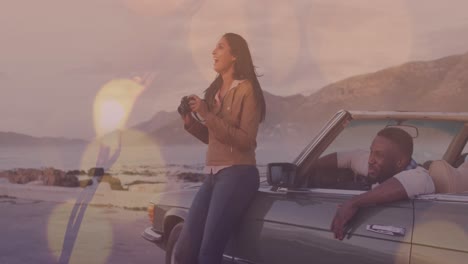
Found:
[174,33,266,264]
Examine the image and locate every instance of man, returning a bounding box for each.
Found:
[317,127,435,240]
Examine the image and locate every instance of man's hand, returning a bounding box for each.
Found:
[329,177,410,240]
[330,201,359,240]
[188,95,208,118]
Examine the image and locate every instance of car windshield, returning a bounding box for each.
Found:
[463,139,468,156]
[320,118,465,165]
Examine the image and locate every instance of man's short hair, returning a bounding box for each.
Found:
[377,127,413,157]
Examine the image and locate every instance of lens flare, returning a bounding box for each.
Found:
[47,74,162,263]
[47,201,113,263]
[93,79,145,137]
[410,219,467,263]
[98,101,126,136]
[80,136,120,171]
[80,129,166,174]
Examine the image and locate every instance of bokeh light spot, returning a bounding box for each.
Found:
[47,201,113,264]
[93,79,145,137]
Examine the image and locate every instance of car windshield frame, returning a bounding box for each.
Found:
[294,110,468,191]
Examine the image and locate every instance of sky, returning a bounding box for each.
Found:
[1,0,468,139]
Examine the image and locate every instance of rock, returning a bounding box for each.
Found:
[0,168,79,187]
[42,167,65,186]
[176,172,205,182]
[88,167,104,177]
[61,174,80,187]
[79,179,93,188]
[65,170,87,176]
[98,174,124,190]
[96,181,112,191]
[9,169,39,184]
[26,180,44,185]
[0,167,126,190]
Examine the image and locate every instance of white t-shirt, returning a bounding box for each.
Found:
[337,149,435,198]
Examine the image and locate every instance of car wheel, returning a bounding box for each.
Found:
[166,222,183,264]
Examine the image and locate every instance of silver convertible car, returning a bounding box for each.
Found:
[142,110,468,264]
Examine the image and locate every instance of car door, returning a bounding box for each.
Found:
[227,187,413,264]
[411,194,468,264]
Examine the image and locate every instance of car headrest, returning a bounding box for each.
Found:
[428,160,468,194]
[460,158,468,169]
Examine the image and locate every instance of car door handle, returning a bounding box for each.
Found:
[366,224,406,236]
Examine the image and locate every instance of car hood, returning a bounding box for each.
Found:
[149,181,272,208]
[149,187,199,209]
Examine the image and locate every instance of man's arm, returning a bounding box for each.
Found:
[314,152,338,168]
[316,150,369,176]
[330,177,408,240]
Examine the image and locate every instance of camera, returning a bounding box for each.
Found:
[177,96,193,116]
[177,96,206,123]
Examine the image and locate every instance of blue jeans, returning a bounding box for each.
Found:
[174,165,260,264]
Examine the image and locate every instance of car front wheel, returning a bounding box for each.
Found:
[166,222,183,264]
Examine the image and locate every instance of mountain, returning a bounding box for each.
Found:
[135,51,468,145]
[142,91,311,145]
[0,132,87,146]
[132,110,176,132]
[275,51,468,134]
[303,52,468,114]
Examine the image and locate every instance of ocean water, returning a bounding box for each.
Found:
[0,143,304,171]
[0,142,305,190]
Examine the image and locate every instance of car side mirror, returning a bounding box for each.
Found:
[267,162,298,190]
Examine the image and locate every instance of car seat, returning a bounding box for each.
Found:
[428,159,468,193]
[454,153,468,168]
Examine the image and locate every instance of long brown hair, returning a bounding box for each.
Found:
[204,33,266,122]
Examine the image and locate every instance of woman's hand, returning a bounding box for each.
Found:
[188,95,209,118]
[181,112,194,127]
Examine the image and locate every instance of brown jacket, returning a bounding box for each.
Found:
[185,80,261,166]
